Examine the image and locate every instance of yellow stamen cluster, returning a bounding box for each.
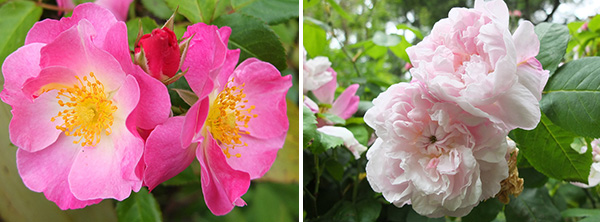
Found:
[50,72,117,147]
[206,78,257,158]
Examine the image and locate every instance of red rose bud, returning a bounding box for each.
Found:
[135,27,181,84]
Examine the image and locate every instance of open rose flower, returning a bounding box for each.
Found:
[142,23,292,215]
[406,0,549,130]
[364,81,509,217]
[0,3,170,209]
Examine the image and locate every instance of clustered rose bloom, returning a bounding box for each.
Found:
[365,0,549,217]
[0,4,170,209]
[142,23,292,215]
[303,48,366,159]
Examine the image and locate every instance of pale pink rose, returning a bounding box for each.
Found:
[1,3,170,209]
[311,68,360,120]
[406,0,549,130]
[143,23,292,215]
[303,47,334,92]
[58,0,133,21]
[364,81,509,217]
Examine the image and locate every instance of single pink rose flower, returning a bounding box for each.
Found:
[406,0,549,130]
[135,27,181,83]
[364,81,509,217]
[57,0,133,21]
[143,23,291,215]
[1,3,170,210]
[303,46,334,92]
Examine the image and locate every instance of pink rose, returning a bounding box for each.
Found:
[364,81,509,217]
[0,3,170,209]
[142,23,292,215]
[310,68,360,121]
[135,27,181,84]
[406,0,549,130]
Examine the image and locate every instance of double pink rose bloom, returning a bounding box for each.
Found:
[1,3,291,215]
[365,0,549,217]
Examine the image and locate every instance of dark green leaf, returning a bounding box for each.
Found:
[317,131,344,151]
[325,159,344,181]
[213,13,287,70]
[319,113,346,125]
[462,198,503,222]
[346,124,369,146]
[519,167,548,188]
[389,36,412,63]
[161,165,199,186]
[406,207,445,222]
[512,113,592,183]
[0,1,42,67]
[505,187,561,222]
[116,187,162,222]
[141,0,173,19]
[541,57,600,138]
[534,22,569,76]
[324,200,382,222]
[303,21,328,57]
[303,105,318,147]
[562,208,600,218]
[234,0,299,25]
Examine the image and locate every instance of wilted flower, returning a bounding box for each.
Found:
[1,3,170,209]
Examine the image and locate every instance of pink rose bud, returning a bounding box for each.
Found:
[135,27,181,83]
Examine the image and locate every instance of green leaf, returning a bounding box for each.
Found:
[346,124,369,146]
[234,0,299,25]
[316,131,344,151]
[125,17,158,51]
[504,187,561,222]
[213,13,287,70]
[303,21,328,57]
[0,1,42,68]
[534,22,569,76]
[462,198,503,222]
[519,167,548,188]
[540,57,600,138]
[303,105,318,148]
[511,113,592,183]
[141,0,173,19]
[389,36,412,63]
[116,187,162,222]
[303,0,319,9]
[562,208,600,218]
[161,165,199,186]
[165,0,229,24]
[325,0,351,21]
[396,24,424,40]
[319,113,346,125]
[325,159,344,181]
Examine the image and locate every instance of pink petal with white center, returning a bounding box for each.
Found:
[17,135,102,210]
[198,134,250,215]
[182,98,209,148]
[26,3,118,46]
[143,116,196,191]
[1,43,44,105]
[9,90,64,153]
[68,76,143,201]
[311,68,337,104]
[330,84,359,119]
[231,58,292,139]
[38,20,125,92]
